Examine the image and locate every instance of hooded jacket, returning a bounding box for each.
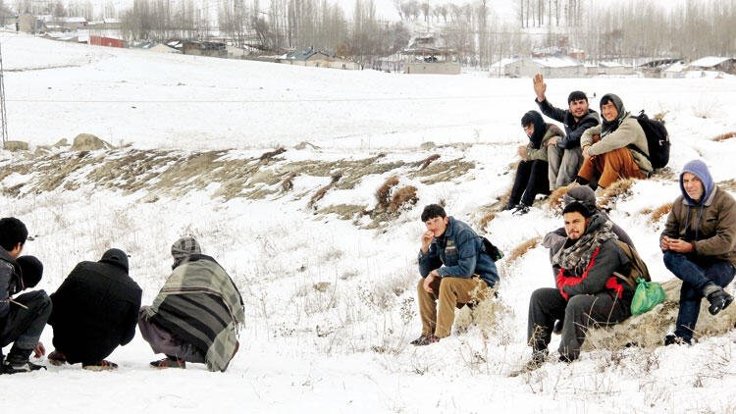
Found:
[661,160,736,266]
[49,248,142,363]
[580,93,653,174]
[535,98,600,149]
[525,120,565,163]
[418,216,500,288]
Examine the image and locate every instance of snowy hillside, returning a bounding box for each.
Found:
[2,33,736,413]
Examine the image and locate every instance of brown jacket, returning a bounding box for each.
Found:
[661,186,736,266]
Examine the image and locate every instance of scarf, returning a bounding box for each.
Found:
[551,214,617,275]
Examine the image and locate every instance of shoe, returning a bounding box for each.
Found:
[511,204,530,216]
[707,288,733,315]
[409,334,440,346]
[150,356,186,369]
[47,350,67,366]
[82,360,118,371]
[664,334,691,346]
[0,359,46,374]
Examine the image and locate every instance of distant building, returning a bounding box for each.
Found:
[587,61,634,76]
[686,56,736,75]
[495,56,585,78]
[279,47,360,70]
[181,40,227,57]
[18,13,46,34]
[401,35,461,75]
[90,35,125,48]
[637,58,682,78]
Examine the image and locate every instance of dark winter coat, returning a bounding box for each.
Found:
[49,250,142,364]
[0,249,22,321]
[661,160,736,266]
[418,217,500,288]
[553,214,635,304]
[535,98,600,149]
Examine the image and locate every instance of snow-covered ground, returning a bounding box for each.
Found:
[2,33,736,413]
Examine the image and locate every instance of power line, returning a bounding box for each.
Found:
[0,40,8,147]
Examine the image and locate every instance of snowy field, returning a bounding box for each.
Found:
[2,33,736,413]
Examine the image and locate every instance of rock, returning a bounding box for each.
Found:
[71,134,112,151]
[53,138,69,147]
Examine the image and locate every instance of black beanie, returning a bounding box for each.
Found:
[567,91,587,103]
[562,201,593,218]
[17,255,43,288]
[100,248,130,272]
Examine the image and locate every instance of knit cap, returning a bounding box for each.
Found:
[171,237,201,260]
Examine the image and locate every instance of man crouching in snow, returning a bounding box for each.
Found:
[138,237,245,371]
[412,204,500,346]
[523,202,633,368]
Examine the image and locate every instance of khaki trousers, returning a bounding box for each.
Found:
[578,147,646,188]
[417,276,489,338]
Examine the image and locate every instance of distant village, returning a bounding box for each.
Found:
[8,12,736,78]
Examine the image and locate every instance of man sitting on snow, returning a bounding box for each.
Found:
[660,160,736,345]
[412,204,500,345]
[523,202,633,369]
[138,237,245,371]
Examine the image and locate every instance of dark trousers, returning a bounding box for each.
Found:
[527,287,630,359]
[664,252,736,341]
[0,290,52,354]
[509,160,550,207]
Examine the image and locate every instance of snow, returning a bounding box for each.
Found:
[1,33,736,413]
[688,56,732,69]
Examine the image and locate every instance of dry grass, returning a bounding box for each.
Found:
[506,237,542,263]
[308,173,342,209]
[259,147,287,163]
[598,178,635,208]
[719,179,736,191]
[418,154,441,171]
[478,212,496,230]
[647,202,673,224]
[375,176,400,210]
[546,185,573,211]
[586,278,736,350]
[388,185,418,213]
[711,131,736,142]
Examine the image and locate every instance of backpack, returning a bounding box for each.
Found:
[632,110,670,169]
[481,237,504,262]
[612,240,651,288]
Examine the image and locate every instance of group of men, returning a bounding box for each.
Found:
[414,157,735,369]
[0,220,245,374]
[505,74,652,214]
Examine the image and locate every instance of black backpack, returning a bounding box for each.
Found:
[632,110,670,169]
[481,237,504,262]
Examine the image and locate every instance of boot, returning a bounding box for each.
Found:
[0,348,46,374]
[703,283,734,315]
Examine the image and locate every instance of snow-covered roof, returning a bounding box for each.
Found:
[490,57,519,69]
[62,17,87,24]
[531,56,582,68]
[688,56,732,68]
[599,61,627,68]
[664,61,686,73]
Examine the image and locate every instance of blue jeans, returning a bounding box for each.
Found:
[663,252,736,341]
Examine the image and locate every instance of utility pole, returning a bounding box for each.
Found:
[0,40,8,148]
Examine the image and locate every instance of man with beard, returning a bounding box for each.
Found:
[521,202,633,370]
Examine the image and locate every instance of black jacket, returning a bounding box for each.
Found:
[49,254,142,364]
[0,249,22,320]
[536,98,600,149]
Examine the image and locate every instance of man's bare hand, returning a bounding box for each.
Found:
[547,137,559,147]
[420,230,434,254]
[423,271,438,293]
[533,73,546,102]
[33,342,46,358]
[517,145,528,159]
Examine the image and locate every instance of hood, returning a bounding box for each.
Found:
[680,159,716,206]
[521,110,547,149]
[99,248,129,272]
[600,93,628,135]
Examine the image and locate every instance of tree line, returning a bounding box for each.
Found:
[11,0,736,69]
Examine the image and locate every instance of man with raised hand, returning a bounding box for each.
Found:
[533,73,600,190]
[661,160,736,345]
[0,217,51,374]
[413,204,500,345]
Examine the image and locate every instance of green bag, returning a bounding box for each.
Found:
[630,277,666,316]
